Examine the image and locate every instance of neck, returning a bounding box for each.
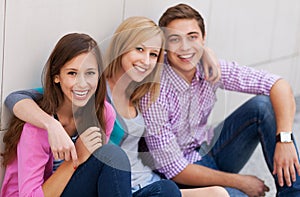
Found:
[107,70,137,119]
[108,69,132,98]
[56,100,76,136]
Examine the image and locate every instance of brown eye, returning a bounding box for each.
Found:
[136,47,144,52]
[68,71,77,76]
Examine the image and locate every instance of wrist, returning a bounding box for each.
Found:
[276,131,293,143]
[44,116,60,131]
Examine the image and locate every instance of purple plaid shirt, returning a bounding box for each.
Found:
[140,57,281,179]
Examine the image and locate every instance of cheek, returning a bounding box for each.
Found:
[167,51,177,61]
[166,44,179,53]
[60,78,74,88]
[89,77,100,89]
[121,56,131,72]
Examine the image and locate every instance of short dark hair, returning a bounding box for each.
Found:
[159,3,206,37]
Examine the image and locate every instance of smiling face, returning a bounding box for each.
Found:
[165,18,205,81]
[54,52,99,107]
[120,34,162,83]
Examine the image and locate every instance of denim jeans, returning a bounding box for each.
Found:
[133,179,181,197]
[195,95,300,197]
[61,144,131,197]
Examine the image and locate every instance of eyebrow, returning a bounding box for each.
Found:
[168,31,200,38]
[64,67,97,71]
[187,32,200,35]
[140,43,160,53]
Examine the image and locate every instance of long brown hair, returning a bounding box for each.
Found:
[105,16,165,108]
[2,33,107,166]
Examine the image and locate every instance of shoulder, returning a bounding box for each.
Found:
[22,123,48,139]
[19,123,50,148]
[22,123,48,136]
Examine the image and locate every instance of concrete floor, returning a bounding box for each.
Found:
[240,96,300,196]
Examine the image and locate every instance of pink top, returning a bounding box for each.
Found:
[0,101,116,197]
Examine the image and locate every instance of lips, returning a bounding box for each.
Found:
[134,65,147,73]
[72,90,89,99]
[178,53,194,59]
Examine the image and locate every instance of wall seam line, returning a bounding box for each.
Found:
[0,0,7,130]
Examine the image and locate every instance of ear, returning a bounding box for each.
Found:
[54,75,60,83]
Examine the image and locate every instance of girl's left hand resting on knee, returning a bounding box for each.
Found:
[75,127,102,165]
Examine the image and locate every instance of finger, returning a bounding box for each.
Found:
[273,162,277,175]
[52,150,59,160]
[58,151,65,160]
[64,150,71,161]
[203,63,210,80]
[81,127,101,137]
[294,160,300,176]
[70,145,78,162]
[211,68,220,83]
[284,166,292,187]
[277,167,284,187]
[91,142,102,152]
[290,163,297,182]
[86,141,102,153]
[87,131,102,142]
[264,184,270,192]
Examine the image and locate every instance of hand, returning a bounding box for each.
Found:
[47,118,78,163]
[201,47,221,83]
[75,127,102,165]
[273,142,300,187]
[238,174,270,197]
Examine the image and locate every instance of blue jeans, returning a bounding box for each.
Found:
[61,144,131,197]
[133,179,181,197]
[195,95,300,196]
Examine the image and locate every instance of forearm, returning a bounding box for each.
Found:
[172,163,241,188]
[42,160,74,197]
[13,99,56,130]
[269,79,296,133]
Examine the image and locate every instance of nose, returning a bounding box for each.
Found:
[180,37,190,51]
[76,74,88,87]
[141,53,150,66]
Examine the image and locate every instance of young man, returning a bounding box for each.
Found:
[140,3,300,196]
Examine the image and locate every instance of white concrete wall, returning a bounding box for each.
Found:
[1,0,300,190]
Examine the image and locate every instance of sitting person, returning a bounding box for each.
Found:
[3,17,229,197]
[1,33,131,197]
[140,3,300,197]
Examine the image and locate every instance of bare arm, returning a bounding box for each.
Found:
[201,47,221,83]
[14,99,78,163]
[5,90,78,164]
[173,164,269,196]
[270,79,300,187]
[42,127,102,196]
[181,186,229,197]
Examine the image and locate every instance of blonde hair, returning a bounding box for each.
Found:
[105,16,165,108]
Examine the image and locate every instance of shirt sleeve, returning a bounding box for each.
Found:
[5,88,43,113]
[104,101,116,143]
[142,95,189,179]
[18,123,52,197]
[219,60,282,95]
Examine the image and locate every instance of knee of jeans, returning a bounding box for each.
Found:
[250,95,274,118]
[93,144,130,172]
[160,180,181,197]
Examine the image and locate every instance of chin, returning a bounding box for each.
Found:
[72,100,89,108]
[133,77,145,83]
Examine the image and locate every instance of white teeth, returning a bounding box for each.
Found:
[179,54,193,59]
[73,90,88,97]
[135,66,146,72]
